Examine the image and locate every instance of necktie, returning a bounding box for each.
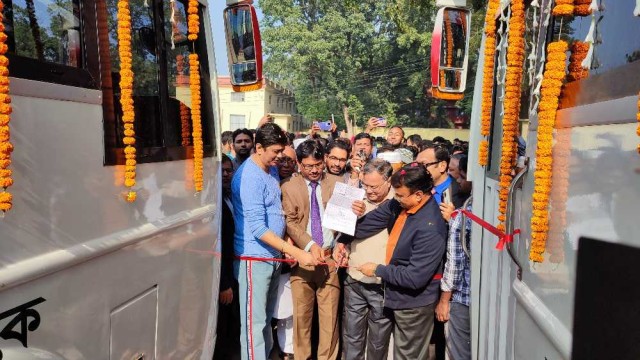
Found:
[309,181,323,246]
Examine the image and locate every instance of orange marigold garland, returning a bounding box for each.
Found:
[0,1,14,213]
[567,41,589,82]
[552,0,574,16]
[547,128,570,264]
[497,0,526,230]
[189,54,203,191]
[444,11,454,68]
[529,40,568,263]
[187,0,199,41]
[637,90,640,154]
[117,0,137,202]
[478,0,501,166]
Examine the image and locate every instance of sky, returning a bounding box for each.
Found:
[209,1,264,76]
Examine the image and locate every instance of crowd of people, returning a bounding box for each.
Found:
[215,116,473,360]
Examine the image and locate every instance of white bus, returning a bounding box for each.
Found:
[0,0,261,358]
[431,1,640,359]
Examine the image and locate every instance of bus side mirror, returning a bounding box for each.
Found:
[223,1,263,92]
[430,7,470,100]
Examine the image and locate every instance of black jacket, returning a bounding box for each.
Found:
[348,196,447,310]
[220,197,237,291]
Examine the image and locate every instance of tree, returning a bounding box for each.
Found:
[259,0,486,131]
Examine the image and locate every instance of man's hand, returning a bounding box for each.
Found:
[440,202,456,222]
[330,122,338,133]
[309,243,325,263]
[219,288,233,305]
[364,117,379,133]
[435,299,450,322]
[257,115,274,128]
[333,243,348,267]
[350,157,365,177]
[352,200,366,217]
[357,262,379,277]
[295,250,318,267]
[284,238,298,267]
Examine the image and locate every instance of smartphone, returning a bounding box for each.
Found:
[316,121,333,131]
[376,117,387,127]
[442,188,453,205]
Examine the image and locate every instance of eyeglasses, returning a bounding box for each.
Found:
[327,156,347,164]
[362,182,387,191]
[277,156,295,165]
[422,160,442,168]
[300,162,324,171]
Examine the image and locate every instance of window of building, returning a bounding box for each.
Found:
[229,114,246,130]
[231,92,245,102]
[268,95,272,104]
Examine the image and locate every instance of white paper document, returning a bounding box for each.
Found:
[322,182,366,236]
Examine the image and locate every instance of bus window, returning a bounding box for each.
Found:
[557,4,640,108]
[100,0,215,165]
[1,0,94,87]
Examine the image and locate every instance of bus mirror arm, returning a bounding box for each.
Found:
[505,160,529,281]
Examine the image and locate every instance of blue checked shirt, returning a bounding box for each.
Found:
[441,202,472,306]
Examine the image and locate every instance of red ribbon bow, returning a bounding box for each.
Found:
[452,209,520,250]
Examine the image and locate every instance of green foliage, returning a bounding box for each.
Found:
[259,0,487,130]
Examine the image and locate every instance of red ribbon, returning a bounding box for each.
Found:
[452,209,520,250]
[187,249,443,280]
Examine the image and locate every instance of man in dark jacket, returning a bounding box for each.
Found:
[350,163,448,360]
[213,154,241,360]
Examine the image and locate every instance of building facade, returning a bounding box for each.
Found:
[218,76,309,132]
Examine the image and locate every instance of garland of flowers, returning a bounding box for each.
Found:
[497,0,526,230]
[189,54,203,191]
[0,2,13,213]
[529,40,568,262]
[445,11,454,68]
[117,0,137,202]
[187,0,199,41]
[478,0,501,166]
[567,41,589,82]
[547,128,570,263]
[552,0,574,16]
[180,104,191,146]
[188,1,203,192]
[432,87,464,101]
[637,90,640,154]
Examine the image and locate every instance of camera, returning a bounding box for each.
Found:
[314,121,333,131]
[376,117,387,127]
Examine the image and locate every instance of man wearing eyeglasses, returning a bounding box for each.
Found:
[416,144,465,209]
[334,159,395,360]
[281,139,366,360]
[277,146,298,180]
[325,139,351,177]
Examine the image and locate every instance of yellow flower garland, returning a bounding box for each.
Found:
[497,0,526,231]
[117,0,137,202]
[478,0,501,166]
[187,0,199,41]
[567,41,589,82]
[529,40,568,262]
[637,90,640,154]
[187,1,203,192]
[547,129,570,264]
[189,54,203,191]
[0,2,13,212]
[445,11,454,68]
[552,3,575,16]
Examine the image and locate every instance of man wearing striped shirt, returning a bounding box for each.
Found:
[436,158,472,360]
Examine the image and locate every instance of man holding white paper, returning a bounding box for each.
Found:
[281,140,365,360]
